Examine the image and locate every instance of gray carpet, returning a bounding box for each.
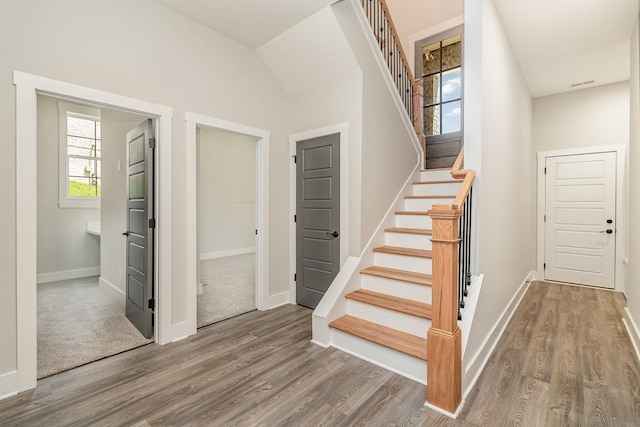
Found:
[37,277,152,379]
[198,253,256,328]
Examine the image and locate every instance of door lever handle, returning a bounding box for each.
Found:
[122,231,130,236]
[600,229,613,234]
[326,231,339,238]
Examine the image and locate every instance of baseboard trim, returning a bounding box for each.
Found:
[423,399,465,419]
[265,292,290,310]
[463,270,534,398]
[624,307,640,363]
[200,248,255,260]
[99,277,125,306]
[0,370,17,401]
[37,266,100,284]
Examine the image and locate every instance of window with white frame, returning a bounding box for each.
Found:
[58,101,101,208]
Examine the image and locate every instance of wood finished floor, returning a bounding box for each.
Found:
[1,281,639,426]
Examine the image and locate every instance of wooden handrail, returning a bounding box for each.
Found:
[450,148,475,209]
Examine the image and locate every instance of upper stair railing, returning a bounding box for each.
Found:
[359,0,426,152]
[427,148,475,415]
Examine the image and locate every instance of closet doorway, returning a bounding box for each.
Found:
[196,127,258,327]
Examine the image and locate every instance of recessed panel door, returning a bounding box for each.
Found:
[545,152,616,288]
[125,119,155,338]
[296,134,340,309]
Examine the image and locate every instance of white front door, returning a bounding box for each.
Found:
[544,152,616,288]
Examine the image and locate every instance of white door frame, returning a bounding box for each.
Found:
[288,123,350,303]
[185,112,270,331]
[14,71,173,392]
[536,144,626,291]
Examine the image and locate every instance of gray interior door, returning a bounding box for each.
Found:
[124,119,155,339]
[296,133,340,309]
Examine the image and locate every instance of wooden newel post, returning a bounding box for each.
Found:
[426,205,462,414]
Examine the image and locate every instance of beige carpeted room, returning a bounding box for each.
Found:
[196,127,258,328]
[36,95,154,378]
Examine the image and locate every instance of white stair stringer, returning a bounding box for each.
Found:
[330,328,427,385]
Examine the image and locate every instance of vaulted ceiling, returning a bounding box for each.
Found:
[153,0,638,98]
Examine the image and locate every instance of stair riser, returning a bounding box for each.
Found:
[404,198,455,211]
[412,182,460,196]
[420,169,453,181]
[385,232,432,250]
[361,275,432,304]
[330,330,427,384]
[346,300,431,338]
[395,215,432,229]
[374,252,432,274]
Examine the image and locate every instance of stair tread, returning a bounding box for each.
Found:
[330,315,428,360]
[384,227,432,235]
[361,266,432,286]
[395,210,430,216]
[413,179,462,184]
[373,246,432,258]
[404,195,456,199]
[346,289,432,319]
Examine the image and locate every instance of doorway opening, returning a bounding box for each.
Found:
[415,26,464,169]
[186,112,270,331]
[196,127,258,327]
[36,95,155,378]
[15,71,173,392]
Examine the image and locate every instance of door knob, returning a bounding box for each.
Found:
[326,231,339,238]
[606,219,613,224]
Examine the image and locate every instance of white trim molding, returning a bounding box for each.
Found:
[289,123,350,304]
[185,112,271,337]
[37,267,101,284]
[0,371,18,401]
[13,71,173,393]
[624,308,640,363]
[536,145,627,292]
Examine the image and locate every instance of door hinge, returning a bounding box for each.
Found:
[149,137,156,149]
[292,154,297,163]
[149,218,156,229]
[544,263,546,270]
[255,229,258,235]
[148,298,155,310]
[544,214,546,222]
[294,273,297,281]
[544,167,546,174]
[294,214,297,222]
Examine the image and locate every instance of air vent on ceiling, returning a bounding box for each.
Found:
[571,80,595,88]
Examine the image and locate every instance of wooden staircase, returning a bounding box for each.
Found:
[328,168,461,382]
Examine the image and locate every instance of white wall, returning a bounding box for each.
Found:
[464,0,534,385]
[36,96,101,279]
[533,82,630,153]
[333,1,420,249]
[627,16,640,331]
[0,0,290,379]
[197,128,256,258]
[99,108,150,296]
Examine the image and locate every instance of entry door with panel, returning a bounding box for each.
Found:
[296,134,340,309]
[545,152,616,288]
[124,119,155,338]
